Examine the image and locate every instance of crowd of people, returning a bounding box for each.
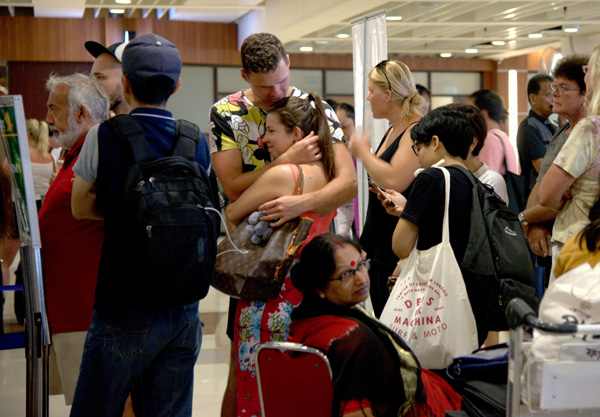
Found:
[1,29,599,417]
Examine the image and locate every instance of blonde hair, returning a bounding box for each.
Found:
[26,118,49,156]
[369,60,424,122]
[587,45,600,116]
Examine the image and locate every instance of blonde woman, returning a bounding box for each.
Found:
[26,118,55,206]
[347,60,423,317]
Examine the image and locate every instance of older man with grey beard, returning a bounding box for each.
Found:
[40,73,109,406]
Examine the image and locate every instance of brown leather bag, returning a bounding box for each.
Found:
[211,165,314,300]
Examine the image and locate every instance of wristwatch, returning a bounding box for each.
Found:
[518,211,528,226]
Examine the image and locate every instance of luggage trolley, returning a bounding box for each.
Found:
[506,298,600,417]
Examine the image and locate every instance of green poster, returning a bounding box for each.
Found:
[0,95,41,247]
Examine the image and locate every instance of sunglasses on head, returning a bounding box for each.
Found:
[376,59,392,92]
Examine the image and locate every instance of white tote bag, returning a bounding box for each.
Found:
[380,167,478,369]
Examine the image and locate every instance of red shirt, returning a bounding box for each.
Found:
[38,138,103,334]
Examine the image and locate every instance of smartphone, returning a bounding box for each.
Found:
[368,178,395,205]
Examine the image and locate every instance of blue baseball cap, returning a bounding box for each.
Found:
[121,34,181,90]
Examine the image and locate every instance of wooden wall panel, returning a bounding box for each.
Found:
[0,17,104,62]
[289,53,352,69]
[152,20,240,66]
[7,62,93,121]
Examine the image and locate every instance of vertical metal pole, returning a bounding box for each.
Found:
[22,246,49,417]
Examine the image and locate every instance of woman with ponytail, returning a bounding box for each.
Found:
[347,60,423,317]
[224,92,338,417]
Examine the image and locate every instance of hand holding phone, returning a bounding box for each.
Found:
[369,179,395,204]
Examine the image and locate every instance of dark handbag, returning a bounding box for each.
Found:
[211,215,314,300]
[448,343,508,384]
[212,164,314,300]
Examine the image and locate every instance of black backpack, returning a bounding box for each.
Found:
[105,115,220,305]
[456,166,538,331]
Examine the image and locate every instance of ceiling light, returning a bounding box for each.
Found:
[115,0,131,4]
[508,27,517,32]
[386,16,403,21]
[465,48,478,54]
[299,46,313,52]
[529,33,543,38]
[336,33,350,39]
[440,53,452,58]
[492,40,506,46]
[505,8,517,14]
[508,40,516,45]
[109,8,125,14]
[508,34,516,39]
[563,24,580,33]
[314,40,330,45]
[506,13,516,19]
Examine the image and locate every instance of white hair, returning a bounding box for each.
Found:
[46,73,109,123]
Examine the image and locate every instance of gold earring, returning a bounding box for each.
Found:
[319,293,326,299]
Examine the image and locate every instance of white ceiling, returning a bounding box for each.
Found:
[3,0,600,59]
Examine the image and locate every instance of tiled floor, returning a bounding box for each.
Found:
[1,279,232,417]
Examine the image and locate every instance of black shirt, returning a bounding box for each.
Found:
[401,165,473,264]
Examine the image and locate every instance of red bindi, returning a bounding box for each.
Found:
[350,261,356,267]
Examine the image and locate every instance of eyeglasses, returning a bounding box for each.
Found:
[376,60,392,92]
[411,142,423,156]
[549,83,581,95]
[329,259,371,284]
[583,65,589,74]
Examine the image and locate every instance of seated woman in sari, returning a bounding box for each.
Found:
[224,93,338,416]
[288,234,461,417]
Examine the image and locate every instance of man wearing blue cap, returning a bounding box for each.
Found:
[70,34,212,416]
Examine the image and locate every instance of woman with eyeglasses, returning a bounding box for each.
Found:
[539,47,600,277]
[288,234,461,417]
[347,60,424,318]
[518,55,588,277]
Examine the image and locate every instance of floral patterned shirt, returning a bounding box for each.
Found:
[208,87,344,173]
[552,116,600,244]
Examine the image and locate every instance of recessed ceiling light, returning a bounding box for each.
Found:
[109,8,125,14]
[314,40,330,45]
[465,48,478,54]
[508,27,517,32]
[529,33,543,38]
[300,46,313,52]
[492,40,506,46]
[336,33,350,39]
[505,8,517,14]
[506,13,516,19]
[564,24,580,33]
[508,40,516,45]
[386,16,403,21]
[508,34,516,39]
[440,53,452,58]
[115,0,131,4]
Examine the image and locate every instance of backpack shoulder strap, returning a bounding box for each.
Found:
[452,165,478,187]
[105,114,155,164]
[173,119,200,161]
